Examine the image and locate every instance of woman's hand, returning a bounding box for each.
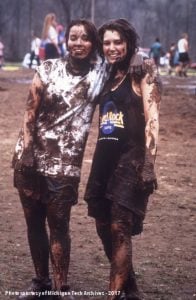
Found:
[140,148,158,194]
[15,147,35,175]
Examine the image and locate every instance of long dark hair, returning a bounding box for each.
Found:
[98,18,139,72]
[65,19,98,60]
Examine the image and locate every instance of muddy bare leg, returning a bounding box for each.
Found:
[19,190,49,280]
[47,199,72,291]
[95,220,112,261]
[107,221,132,299]
[107,204,140,300]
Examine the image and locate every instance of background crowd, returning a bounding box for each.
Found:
[148,33,191,77]
[0,12,193,78]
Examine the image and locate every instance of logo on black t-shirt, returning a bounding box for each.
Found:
[100,101,124,135]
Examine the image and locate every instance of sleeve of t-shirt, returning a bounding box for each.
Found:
[36,59,55,85]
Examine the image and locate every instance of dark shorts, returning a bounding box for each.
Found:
[153,56,160,66]
[87,197,147,236]
[14,169,80,205]
[85,160,150,235]
[179,52,190,63]
[87,186,149,220]
[85,160,150,218]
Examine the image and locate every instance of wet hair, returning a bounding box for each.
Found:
[98,18,139,69]
[65,19,98,59]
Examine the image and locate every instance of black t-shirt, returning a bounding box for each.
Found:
[85,74,145,197]
[97,73,145,152]
[99,92,127,143]
[85,74,149,214]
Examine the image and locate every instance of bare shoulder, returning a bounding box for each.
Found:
[142,59,162,87]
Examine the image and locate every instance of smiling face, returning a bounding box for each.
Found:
[102,30,127,64]
[67,25,93,59]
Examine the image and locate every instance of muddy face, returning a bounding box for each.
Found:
[67,25,93,60]
[103,30,127,64]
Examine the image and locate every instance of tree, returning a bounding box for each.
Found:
[1,0,195,62]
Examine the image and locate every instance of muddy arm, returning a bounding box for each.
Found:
[22,73,43,168]
[140,60,161,161]
[139,60,161,188]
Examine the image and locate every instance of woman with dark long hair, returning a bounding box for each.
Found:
[85,19,161,300]
[13,19,108,300]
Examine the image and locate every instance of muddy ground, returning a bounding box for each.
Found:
[0,68,195,300]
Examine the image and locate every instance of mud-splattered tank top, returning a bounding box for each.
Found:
[12,57,108,178]
[96,73,145,165]
[84,73,146,205]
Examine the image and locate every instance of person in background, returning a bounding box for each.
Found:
[0,37,5,69]
[149,37,163,69]
[177,33,190,77]
[84,19,161,300]
[41,13,59,60]
[12,19,109,300]
[167,42,176,75]
[57,24,66,58]
[29,30,41,68]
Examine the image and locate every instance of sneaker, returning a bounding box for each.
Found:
[124,274,142,300]
[17,278,52,299]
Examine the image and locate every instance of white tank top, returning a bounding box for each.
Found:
[178,38,188,53]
